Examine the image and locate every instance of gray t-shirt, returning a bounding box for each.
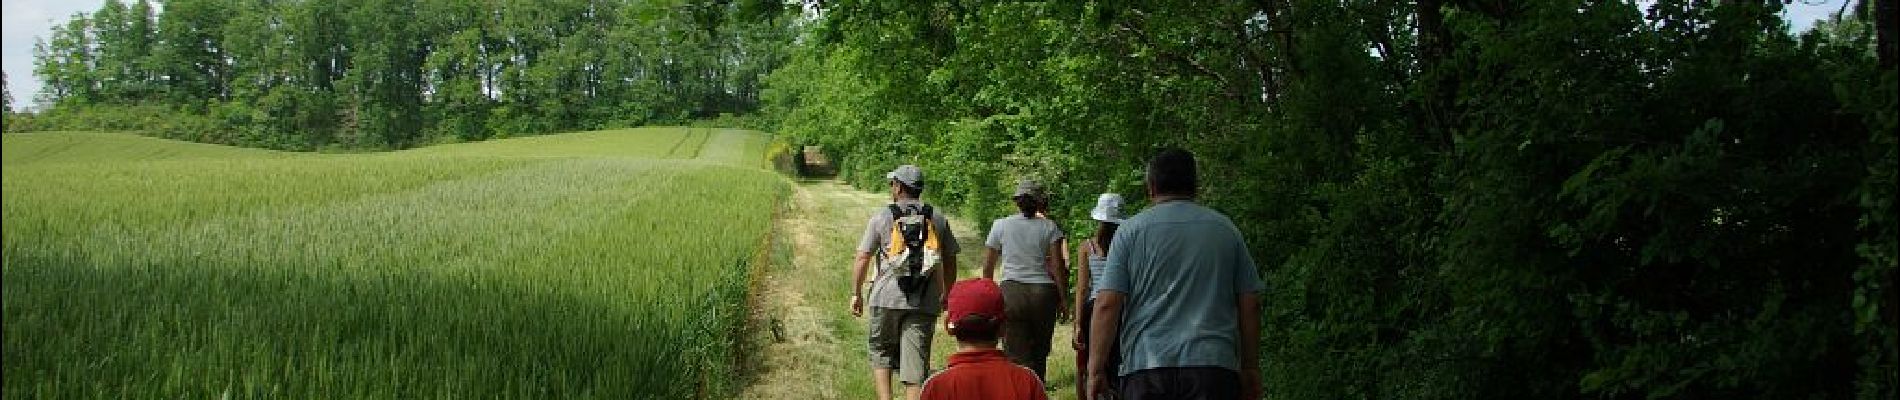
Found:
[985,214,1064,284]
[857,199,961,314]
[1098,200,1264,376]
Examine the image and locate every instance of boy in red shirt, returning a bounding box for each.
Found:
[922,279,1048,400]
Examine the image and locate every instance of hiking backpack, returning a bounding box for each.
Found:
[883,204,942,295]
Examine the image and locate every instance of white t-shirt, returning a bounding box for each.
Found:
[986,214,1064,284]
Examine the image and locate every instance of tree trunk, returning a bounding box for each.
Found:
[1877,0,1897,69]
[1414,0,1454,149]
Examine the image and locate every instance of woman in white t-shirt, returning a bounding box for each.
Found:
[981,179,1067,384]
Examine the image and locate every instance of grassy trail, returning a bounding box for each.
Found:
[741,181,1082,399]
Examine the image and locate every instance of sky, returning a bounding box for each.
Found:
[0,0,1856,111]
[4,0,108,110]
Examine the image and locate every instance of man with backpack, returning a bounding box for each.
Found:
[851,164,962,400]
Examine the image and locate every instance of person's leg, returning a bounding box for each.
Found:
[1001,280,1035,367]
[874,368,894,400]
[1038,283,1062,380]
[1017,282,1058,381]
[866,307,901,400]
[1075,298,1093,400]
[1075,352,1088,399]
[897,308,936,400]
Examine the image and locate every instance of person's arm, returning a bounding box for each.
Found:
[939,253,957,308]
[1231,223,1265,398]
[981,247,1000,280]
[1053,234,1070,280]
[982,222,1002,280]
[851,210,885,317]
[937,216,961,309]
[1238,292,1262,399]
[1071,242,1092,346]
[850,252,872,317]
[1086,291,1124,399]
[1055,232,1070,286]
[1075,243,1094,303]
[1043,240,1068,320]
[1056,237,1071,271]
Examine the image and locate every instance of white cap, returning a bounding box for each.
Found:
[1090,193,1125,223]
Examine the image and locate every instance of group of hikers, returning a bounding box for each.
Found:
[848,149,1263,400]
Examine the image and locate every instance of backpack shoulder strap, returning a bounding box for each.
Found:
[919,204,941,250]
[883,204,905,258]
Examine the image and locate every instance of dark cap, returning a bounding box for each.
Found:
[887,165,923,188]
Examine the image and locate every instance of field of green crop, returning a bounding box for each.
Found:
[2,128,787,398]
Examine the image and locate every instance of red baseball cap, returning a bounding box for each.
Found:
[946,278,1006,332]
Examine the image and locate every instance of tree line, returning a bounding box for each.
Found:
[767,0,1896,398]
[14,0,793,149]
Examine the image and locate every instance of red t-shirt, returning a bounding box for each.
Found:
[921,349,1047,400]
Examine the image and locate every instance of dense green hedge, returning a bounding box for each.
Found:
[768,1,1897,398]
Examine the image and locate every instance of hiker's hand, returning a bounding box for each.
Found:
[1056,301,1070,322]
[849,294,863,317]
[1071,330,1085,351]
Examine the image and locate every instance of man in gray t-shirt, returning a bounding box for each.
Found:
[850,164,961,400]
[1086,149,1264,400]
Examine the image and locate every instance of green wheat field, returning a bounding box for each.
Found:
[2,128,785,398]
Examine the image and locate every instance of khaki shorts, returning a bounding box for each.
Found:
[867,307,936,384]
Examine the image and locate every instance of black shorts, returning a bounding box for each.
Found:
[1115,367,1240,400]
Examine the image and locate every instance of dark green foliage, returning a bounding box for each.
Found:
[771,0,1897,398]
[25,0,796,149]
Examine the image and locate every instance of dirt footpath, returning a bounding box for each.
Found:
[741,180,1080,400]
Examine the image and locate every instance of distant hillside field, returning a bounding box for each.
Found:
[2,131,293,165]
[1,128,785,398]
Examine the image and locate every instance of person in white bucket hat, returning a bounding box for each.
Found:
[1071,192,1124,398]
